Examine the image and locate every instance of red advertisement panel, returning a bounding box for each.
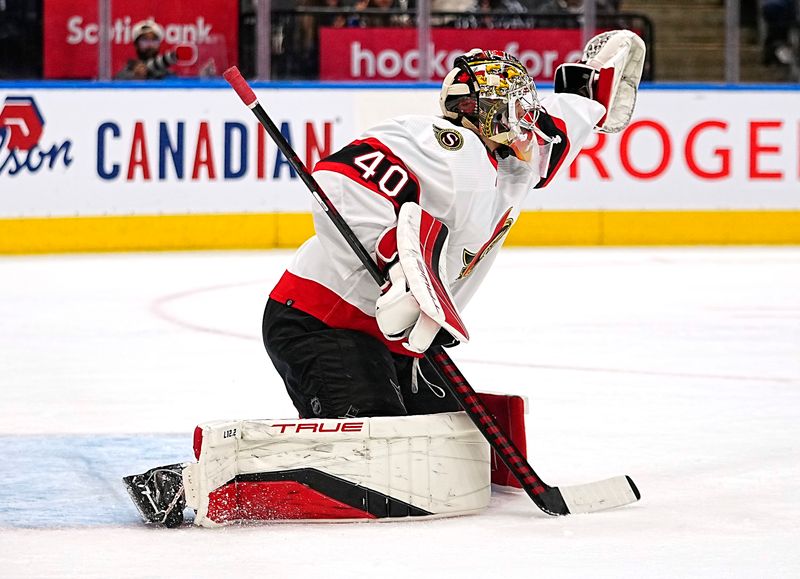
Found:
[320,28,585,82]
[43,0,238,79]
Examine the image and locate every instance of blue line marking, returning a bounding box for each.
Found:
[0,435,192,528]
[638,82,800,91]
[1,80,798,91]
[0,80,442,90]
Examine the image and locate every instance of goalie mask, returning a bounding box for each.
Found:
[440,49,556,177]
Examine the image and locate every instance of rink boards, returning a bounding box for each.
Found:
[0,82,798,252]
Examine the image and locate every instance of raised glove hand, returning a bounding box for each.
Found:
[554,30,646,133]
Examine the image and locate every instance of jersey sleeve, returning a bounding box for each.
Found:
[535,93,606,188]
[310,136,422,282]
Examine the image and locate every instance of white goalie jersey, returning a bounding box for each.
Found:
[269,93,605,356]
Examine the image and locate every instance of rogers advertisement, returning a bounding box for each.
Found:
[43,0,238,79]
[320,28,585,81]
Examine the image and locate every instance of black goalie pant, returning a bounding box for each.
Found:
[262,298,460,419]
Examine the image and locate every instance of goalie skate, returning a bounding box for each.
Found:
[123,463,187,528]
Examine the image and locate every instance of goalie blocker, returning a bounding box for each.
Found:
[124,393,528,527]
[376,202,470,354]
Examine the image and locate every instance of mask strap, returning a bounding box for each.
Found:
[453,55,482,123]
[531,124,558,145]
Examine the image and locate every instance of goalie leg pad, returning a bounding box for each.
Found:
[185,412,491,526]
[478,392,528,489]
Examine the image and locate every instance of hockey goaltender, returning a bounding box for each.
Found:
[125,33,646,527]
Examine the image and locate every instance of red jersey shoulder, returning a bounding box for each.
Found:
[314,137,421,210]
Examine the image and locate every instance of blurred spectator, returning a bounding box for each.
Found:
[522,0,564,11]
[761,0,797,66]
[115,19,177,80]
[479,0,527,13]
[526,0,618,13]
[317,0,350,28]
[355,0,412,27]
[741,0,760,27]
[477,0,526,28]
[0,0,42,78]
[432,0,478,25]
[433,0,478,10]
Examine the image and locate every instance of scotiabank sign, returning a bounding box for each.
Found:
[320,28,584,81]
[43,0,237,79]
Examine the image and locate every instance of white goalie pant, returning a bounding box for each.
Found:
[184,411,491,526]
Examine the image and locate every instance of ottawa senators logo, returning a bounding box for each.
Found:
[433,125,464,151]
[458,208,514,280]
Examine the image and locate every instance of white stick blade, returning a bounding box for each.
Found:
[559,475,640,514]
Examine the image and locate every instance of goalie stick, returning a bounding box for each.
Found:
[222,67,640,516]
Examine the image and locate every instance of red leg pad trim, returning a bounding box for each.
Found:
[193,426,203,460]
[477,392,528,489]
[206,481,377,523]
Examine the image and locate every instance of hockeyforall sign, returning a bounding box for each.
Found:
[319,28,584,81]
[43,0,237,79]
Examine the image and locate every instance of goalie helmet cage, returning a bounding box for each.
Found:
[222,66,640,516]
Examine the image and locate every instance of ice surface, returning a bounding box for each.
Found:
[1,248,798,578]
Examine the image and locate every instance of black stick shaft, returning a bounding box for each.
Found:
[249,103,385,288]
[427,346,567,515]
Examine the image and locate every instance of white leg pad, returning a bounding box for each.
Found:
[184,412,491,526]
